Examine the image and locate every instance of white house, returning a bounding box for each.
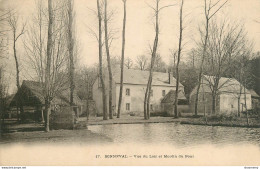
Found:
[92,68,184,116]
[190,75,252,115]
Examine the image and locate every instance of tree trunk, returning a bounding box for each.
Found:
[45,100,50,132]
[243,83,249,126]
[67,0,75,107]
[143,87,148,119]
[238,90,242,117]
[144,0,159,120]
[146,77,153,119]
[86,98,89,120]
[104,0,113,119]
[45,0,53,131]
[117,0,127,119]
[86,78,90,120]
[212,93,216,114]
[13,25,24,121]
[174,0,184,119]
[41,108,45,123]
[97,0,108,120]
[194,2,210,116]
[237,70,242,117]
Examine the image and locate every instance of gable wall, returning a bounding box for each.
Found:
[115,84,184,115]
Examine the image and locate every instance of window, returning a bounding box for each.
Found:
[231,104,234,108]
[150,90,153,97]
[126,103,130,111]
[162,90,166,97]
[126,88,130,96]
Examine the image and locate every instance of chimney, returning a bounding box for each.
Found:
[169,72,173,84]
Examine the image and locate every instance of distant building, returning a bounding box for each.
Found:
[249,89,260,111]
[9,80,83,121]
[190,75,252,115]
[92,68,185,116]
[161,90,189,116]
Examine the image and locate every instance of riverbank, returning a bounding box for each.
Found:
[180,116,260,128]
[0,125,112,144]
[0,116,184,144]
[1,115,259,144]
[84,115,186,125]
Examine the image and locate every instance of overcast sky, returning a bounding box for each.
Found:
[0,0,260,92]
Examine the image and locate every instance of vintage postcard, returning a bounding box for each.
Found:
[0,0,259,166]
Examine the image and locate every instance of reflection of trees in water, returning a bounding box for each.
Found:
[88,123,260,147]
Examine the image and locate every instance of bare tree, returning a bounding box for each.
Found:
[117,0,127,118]
[7,10,26,121]
[86,0,108,120]
[144,0,175,119]
[44,0,54,132]
[0,12,10,123]
[104,0,114,119]
[24,0,69,131]
[169,49,177,69]
[78,66,98,120]
[124,57,133,69]
[203,20,250,114]
[153,54,167,72]
[228,47,252,117]
[97,0,108,120]
[194,0,228,116]
[0,66,9,130]
[0,10,10,58]
[110,55,121,67]
[173,0,184,118]
[0,11,10,125]
[135,55,148,70]
[66,0,75,107]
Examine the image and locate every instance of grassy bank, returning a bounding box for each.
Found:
[180,115,260,128]
[0,125,112,145]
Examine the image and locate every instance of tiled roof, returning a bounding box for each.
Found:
[249,89,260,98]
[111,68,183,87]
[21,80,83,106]
[161,90,187,103]
[190,75,250,96]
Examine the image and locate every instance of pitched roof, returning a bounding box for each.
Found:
[110,68,183,87]
[190,75,250,96]
[21,80,83,106]
[23,80,45,103]
[249,89,260,98]
[161,90,187,103]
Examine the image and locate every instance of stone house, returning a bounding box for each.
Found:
[189,75,252,115]
[92,68,185,116]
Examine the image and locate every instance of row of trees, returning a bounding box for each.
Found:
[88,0,258,120]
[1,0,258,127]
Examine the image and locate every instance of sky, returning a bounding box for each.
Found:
[0,0,260,92]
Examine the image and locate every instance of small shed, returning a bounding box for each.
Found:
[9,80,84,125]
[161,90,189,116]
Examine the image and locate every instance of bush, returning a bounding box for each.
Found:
[150,111,166,117]
[207,114,237,122]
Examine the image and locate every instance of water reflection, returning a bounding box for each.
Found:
[88,122,260,148]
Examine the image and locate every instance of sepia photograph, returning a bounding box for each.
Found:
[0,0,260,167]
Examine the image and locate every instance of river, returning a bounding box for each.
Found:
[88,122,260,147]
